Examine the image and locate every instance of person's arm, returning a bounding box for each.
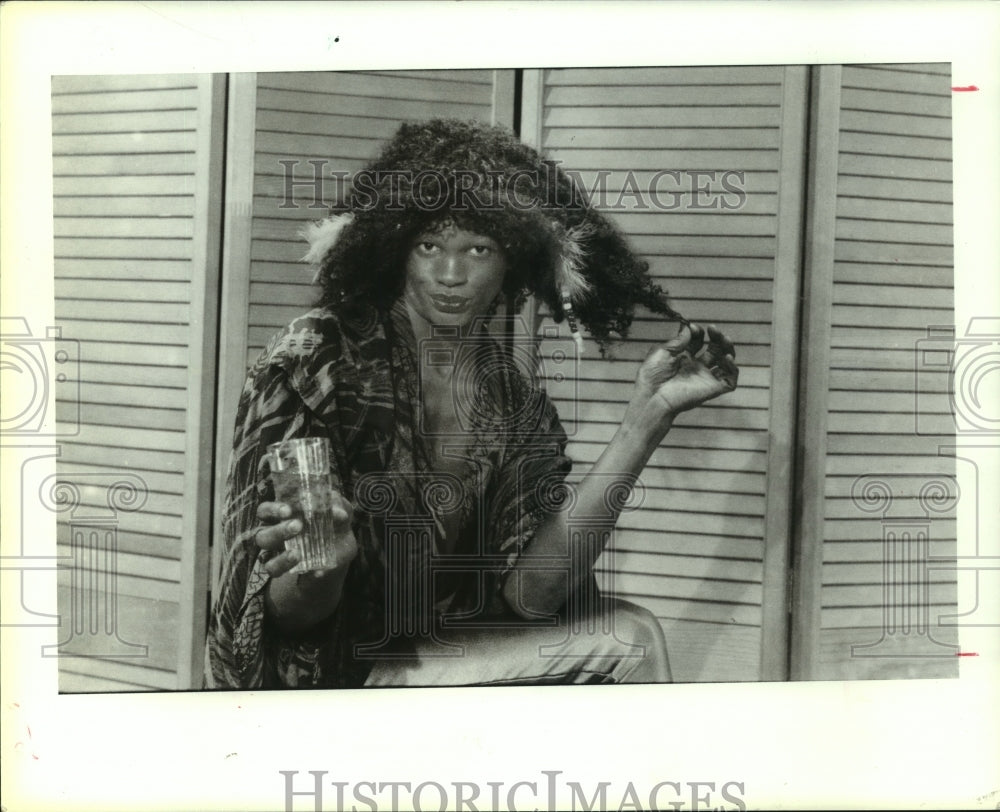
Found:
[502,322,738,618]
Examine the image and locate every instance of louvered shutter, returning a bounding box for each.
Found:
[525,67,806,682]
[52,74,224,690]
[212,69,512,589]
[794,64,958,680]
[246,70,504,360]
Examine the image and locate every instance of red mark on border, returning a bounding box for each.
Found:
[951,85,979,92]
[956,651,979,657]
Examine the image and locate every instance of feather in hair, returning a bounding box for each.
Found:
[555,222,596,355]
[300,213,355,283]
[556,222,596,304]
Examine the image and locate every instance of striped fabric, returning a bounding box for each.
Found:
[206,299,571,688]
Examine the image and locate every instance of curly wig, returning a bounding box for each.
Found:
[309,118,684,352]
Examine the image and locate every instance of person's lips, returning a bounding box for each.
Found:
[430,294,471,313]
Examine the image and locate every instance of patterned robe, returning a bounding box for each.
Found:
[205,299,572,688]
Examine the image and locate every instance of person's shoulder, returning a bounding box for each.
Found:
[252,305,378,373]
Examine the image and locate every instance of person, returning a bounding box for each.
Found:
[205,118,738,689]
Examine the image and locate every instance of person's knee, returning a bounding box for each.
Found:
[599,597,671,682]
[604,598,666,655]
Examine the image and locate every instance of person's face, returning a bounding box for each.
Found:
[403,222,506,332]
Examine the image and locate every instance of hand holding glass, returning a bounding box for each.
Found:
[265,437,342,573]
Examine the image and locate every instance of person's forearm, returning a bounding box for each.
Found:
[504,399,675,617]
[264,565,349,633]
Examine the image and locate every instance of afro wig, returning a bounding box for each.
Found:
[309,118,685,352]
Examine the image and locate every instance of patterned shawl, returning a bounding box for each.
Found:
[205,299,571,689]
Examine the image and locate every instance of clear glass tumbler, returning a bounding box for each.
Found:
[266,437,339,572]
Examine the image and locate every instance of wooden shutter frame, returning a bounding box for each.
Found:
[177,73,226,689]
[759,65,810,681]
[210,73,257,603]
[789,65,842,681]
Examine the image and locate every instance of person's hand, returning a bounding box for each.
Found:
[635,322,739,419]
[257,495,359,630]
[255,495,358,583]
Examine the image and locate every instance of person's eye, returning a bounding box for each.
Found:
[417,241,438,253]
[470,245,492,256]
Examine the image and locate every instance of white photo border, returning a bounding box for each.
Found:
[2,2,998,810]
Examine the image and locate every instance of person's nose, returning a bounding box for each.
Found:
[436,252,467,287]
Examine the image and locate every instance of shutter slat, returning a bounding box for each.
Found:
[836,196,952,224]
[54,216,194,239]
[65,401,187,432]
[55,300,189,323]
[260,70,494,102]
[256,108,408,140]
[545,106,782,128]
[545,85,780,107]
[544,127,781,149]
[55,196,195,217]
[841,65,951,96]
[67,382,189,410]
[53,74,198,93]
[56,279,191,301]
[74,362,188,388]
[836,174,952,204]
[545,148,779,171]
[255,132,382,162]
[53,132,197,155]
[602,552,762,581]
[56,237,193,260]
[839,109,952,139]
[51,88,197,114]
[546,67,783,86]
[53,154,196,175]
[256,86,487,121]
[55,175,197,196]
[840,88,951,117]
[54,319,189,345]
[56,463,184,498]
[57,543,181,582]
[60,440,186,473]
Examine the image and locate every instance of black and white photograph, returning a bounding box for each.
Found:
[44,62,961,691]
[2,2,998,810]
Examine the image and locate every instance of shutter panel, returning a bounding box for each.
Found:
[528,67,804,682]
[794,64,958,680]
[246,70,501,362]
[212,70,512,593]
[52,74,223,691]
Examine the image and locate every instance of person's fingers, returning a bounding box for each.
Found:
[665,322,691,352]
[705,324,735,359]
[696,326,737,370]
[330,491,354,528]
[686,322,705,357]
[257,501,292,523]
[254,518,303,553]
[665,322,705,356]
[264,548,299,578]
[715,353,740,390]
